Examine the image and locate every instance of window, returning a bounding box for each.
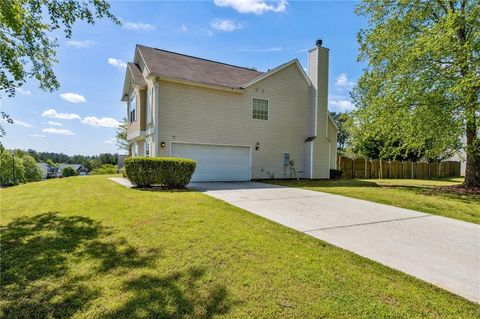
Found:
[145,140,150,157]
[146,87,152,124]
[129,93,136,123]
[252,98,268,120]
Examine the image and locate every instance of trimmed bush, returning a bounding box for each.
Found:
[124,157,196,188]
[330,169,343,179]
[62,167,77,177]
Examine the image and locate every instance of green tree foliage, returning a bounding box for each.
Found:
[61,167,77,177]
[91,164,117,175]
[21,154,42,182]
[353,0,479,186]
[0,0,118,139]
[0,150,24,185]
[329,112,350,154]
[116,117,130,153]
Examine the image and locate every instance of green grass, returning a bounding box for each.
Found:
[1,176,479,318]
[268,178,480,224]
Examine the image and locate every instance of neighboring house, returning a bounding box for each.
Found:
[122,40,338,182]
[117,154,128,172]
[57,164,89,176]
[37,163,55,179]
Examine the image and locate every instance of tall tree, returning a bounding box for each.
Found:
[354,0,479,187]
[115,117,130,153]
[329,112,350,153]
[0,0,118,138]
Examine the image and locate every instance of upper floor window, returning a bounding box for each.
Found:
[252,98,268,120]
[129,93,136,123]
[146,87,153,124]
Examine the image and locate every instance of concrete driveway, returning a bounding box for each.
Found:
[190,181,480,303]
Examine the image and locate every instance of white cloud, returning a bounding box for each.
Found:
[335,73,355,89]
[42,128,75,135]
[329,95,355,112]
[1,118,33,127]
[240,46,283,52]
[180,24,188,32]
[124,21,155,31]
[108,58,127,70]
[66,40,95,48]
[210,19,244,32]
[104,138,116,144]
[60,92,86,103]
[81,116,120,128]
[214,0,288,14]
[17,87,31,95]
[13,119,33,128]
[29,134,46,138]
[47,121,63,126]
[42,109,81,120]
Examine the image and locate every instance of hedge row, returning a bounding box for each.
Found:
[124,157,196,188]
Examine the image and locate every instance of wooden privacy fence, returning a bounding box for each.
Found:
[337,156,461,179]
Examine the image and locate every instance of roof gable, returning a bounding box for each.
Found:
[241,59,312,88]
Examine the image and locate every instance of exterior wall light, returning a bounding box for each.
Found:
[160,142,166,148]
[255,142,260,151]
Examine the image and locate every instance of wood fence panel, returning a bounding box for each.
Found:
[370,159,380,179]
[336,157,460,179]
[402,161,413,178]
[429,162,439,179]
[389,160,402,179]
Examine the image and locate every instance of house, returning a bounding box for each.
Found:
[117,154,128,172]
[57,164,89,176]
[37,162,55,179]
[121,40,338,182]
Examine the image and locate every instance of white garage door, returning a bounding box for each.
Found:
[171,143,251,182]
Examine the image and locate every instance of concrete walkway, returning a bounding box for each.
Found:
[190,181,480,303]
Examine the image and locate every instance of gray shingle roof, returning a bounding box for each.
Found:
[127,62,146,86]
[137,45,264,88]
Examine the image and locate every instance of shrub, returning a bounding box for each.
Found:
[62,167,77,177]
[22,155,42,182]
[330,169,343,180]
[92,164,117,175]
[120,167,127,177]
[0,150,25,186]
[124,157,196,188]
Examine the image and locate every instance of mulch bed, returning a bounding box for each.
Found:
[432,184,480,196]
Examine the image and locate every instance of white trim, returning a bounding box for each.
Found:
[328,113,339,130]
[136,45,151,75]
[242,59,313,88]
[251,97,270,121]
[170,141,252,180]
[127,130,145,141]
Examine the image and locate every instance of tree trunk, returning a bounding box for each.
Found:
[464,122,480,187]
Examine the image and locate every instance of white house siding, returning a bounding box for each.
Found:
[156,63,312,179]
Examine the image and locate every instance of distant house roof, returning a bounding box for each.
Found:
[58,164,87,171]
[136,45,264,89]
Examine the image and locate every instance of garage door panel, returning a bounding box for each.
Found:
[171,143,250,182]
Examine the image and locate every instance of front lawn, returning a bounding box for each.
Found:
[269,178,480,224]
[1,176,478,318]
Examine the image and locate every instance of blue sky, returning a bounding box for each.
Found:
[2,0,365,155]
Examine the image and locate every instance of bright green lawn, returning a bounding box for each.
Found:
[1,176,479,318]
[269,178,480,224]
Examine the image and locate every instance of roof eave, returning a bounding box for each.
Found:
[150,74,245,93]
